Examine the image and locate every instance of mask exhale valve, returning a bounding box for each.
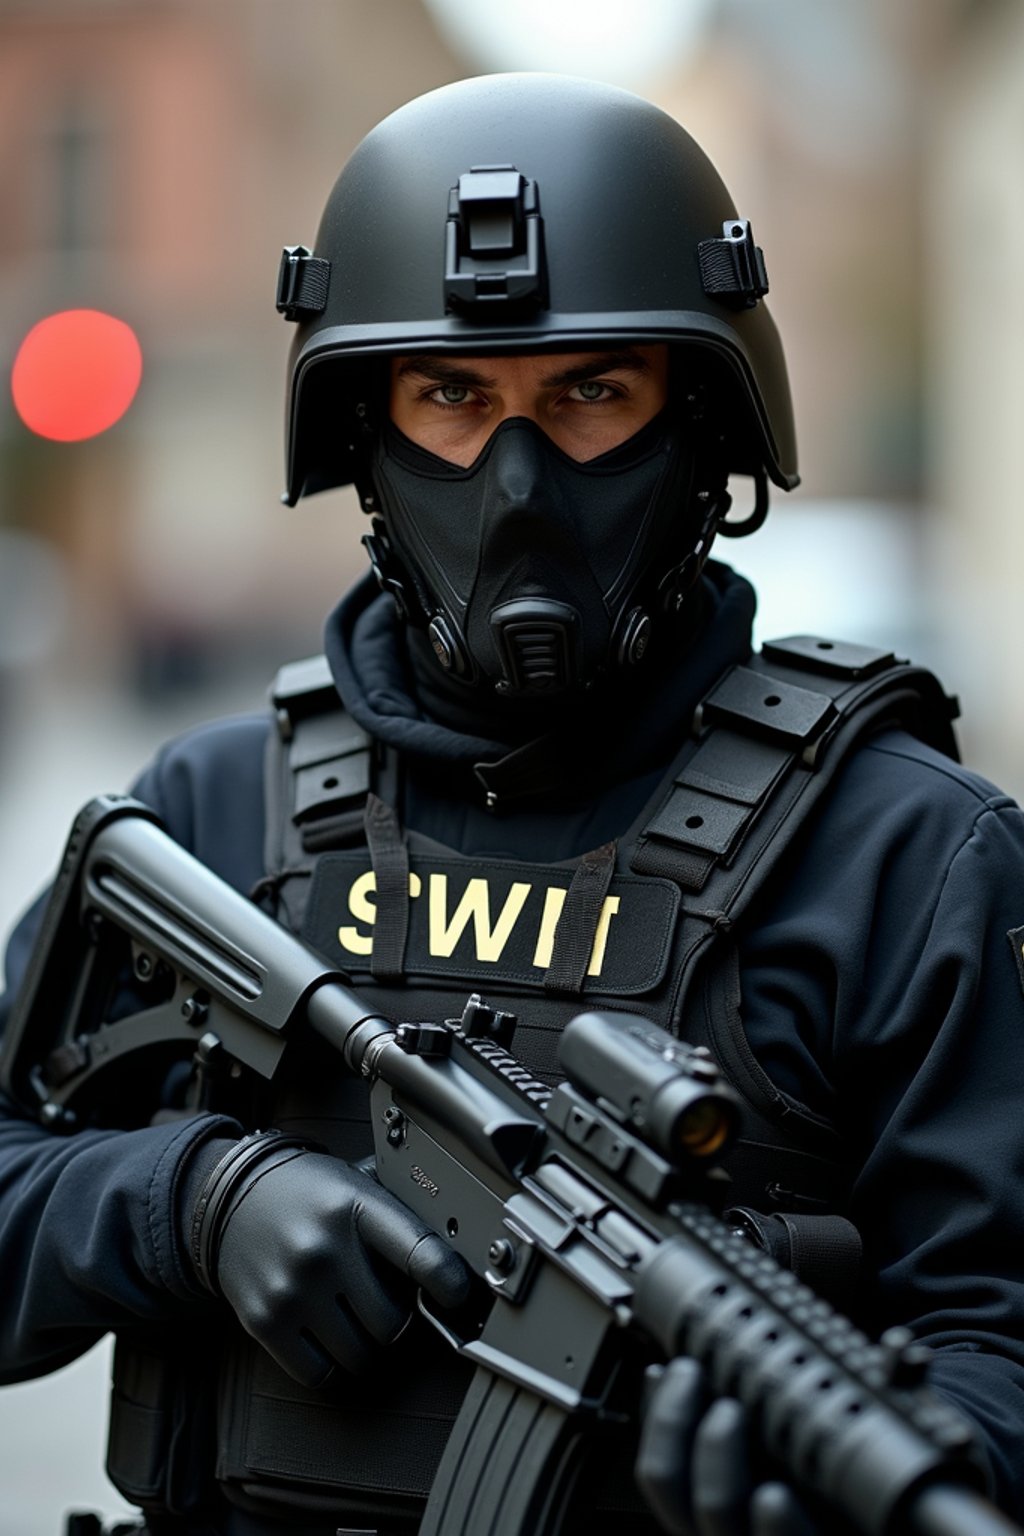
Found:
[371,411,710,699]
[490,599,577,695]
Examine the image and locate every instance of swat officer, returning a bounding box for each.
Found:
[3,73,1024,1536]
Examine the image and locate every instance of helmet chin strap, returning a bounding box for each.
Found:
[716,467,769,539]
[656,484,732,618]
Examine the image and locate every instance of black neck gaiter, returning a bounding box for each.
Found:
[323,560,758,805]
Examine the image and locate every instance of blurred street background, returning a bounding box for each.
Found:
[1,1,1023,1531]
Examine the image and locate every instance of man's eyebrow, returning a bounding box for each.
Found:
[393,349,653,390]
[538,350,653,388]
[394,358,499,388]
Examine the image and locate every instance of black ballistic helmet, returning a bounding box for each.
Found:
[278,72,798,508]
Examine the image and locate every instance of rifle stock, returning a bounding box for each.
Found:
[1,796,1019,1536]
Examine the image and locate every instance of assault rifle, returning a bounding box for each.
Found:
[2,795,1020,1536]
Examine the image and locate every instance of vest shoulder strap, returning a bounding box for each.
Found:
[638,635,958,1244]
[263,654,374,929]
[629,633,959,927]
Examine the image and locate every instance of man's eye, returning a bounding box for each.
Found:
[573,380,610,402]
[435,385,471,405]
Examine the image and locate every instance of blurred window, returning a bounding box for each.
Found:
[45,89,114,261]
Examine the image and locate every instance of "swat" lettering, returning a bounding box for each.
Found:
[338,871,621,977]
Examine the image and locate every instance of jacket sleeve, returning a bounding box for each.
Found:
[740,732,1024,1517]
[0,1090,233,1383]
[855,785,1024,1517]
[0,713,267,1382]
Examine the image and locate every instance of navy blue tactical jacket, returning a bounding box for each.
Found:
[3,561,1024,1518]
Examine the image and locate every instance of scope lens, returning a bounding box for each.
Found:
[676,1099,733,1158]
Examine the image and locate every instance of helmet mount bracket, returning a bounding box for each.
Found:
[444,166,545,314]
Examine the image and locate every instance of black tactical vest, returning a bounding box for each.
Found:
[184,635,959,1531]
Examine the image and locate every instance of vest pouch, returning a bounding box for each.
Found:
[214,1323,473,1527]
[215,1330,670,1535]
[106,1325,218,1518]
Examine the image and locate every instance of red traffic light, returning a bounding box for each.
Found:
[11,309,143,442]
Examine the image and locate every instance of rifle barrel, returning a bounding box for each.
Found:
[912,1485,1022,1536]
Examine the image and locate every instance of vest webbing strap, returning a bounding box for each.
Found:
[264,654,373,930]
[364,792,411,982]
[542,840,617,995]
[629,636,958,991]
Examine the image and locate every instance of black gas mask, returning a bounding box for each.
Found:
[363,409,725,700]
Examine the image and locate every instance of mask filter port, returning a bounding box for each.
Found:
[490,599,576,694]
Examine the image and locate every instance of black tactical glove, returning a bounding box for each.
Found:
[636,1359,823,1536]
[185,1130,470,1386]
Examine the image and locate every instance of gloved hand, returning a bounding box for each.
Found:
[636,1359,824,1536]
[185,1130,470,1385]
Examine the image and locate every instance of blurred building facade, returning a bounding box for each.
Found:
[0,0,466,699]
[0,0,1019,775]
[1,0,1018,773]
[926,0,1024,792]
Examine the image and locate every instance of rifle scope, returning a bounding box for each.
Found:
[558,1010,738,1163]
